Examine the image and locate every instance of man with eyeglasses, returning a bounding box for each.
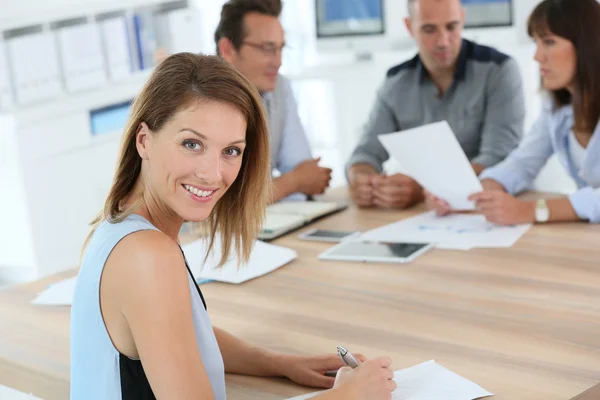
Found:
[215,0,332,202]
[346,0,525,209]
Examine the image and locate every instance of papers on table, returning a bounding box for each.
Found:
[360,211,531,250]
[391,360,493,400]
[31,276,77,306]
[181,238,297,284]
[378,121,483,211]
[31,238,293,306]
[286,360,493,400]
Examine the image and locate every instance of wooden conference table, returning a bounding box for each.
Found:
[0,190,599,400]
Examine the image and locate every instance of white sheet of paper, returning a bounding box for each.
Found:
[286,360,493,400]
[391,360,493,400]
[378,121,483,210]
[182,239,297,284]
[31,277,77,306]
[360,211,531,250]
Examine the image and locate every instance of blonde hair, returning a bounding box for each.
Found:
[84,53,271,266]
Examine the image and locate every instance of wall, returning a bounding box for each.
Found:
[0,116,36,280]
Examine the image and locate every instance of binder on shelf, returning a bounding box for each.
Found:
[131,10,160,70]
[99,16,132,82]
[56,21,108,93]
[6,29,63,105]
[0,40,14,110]
[155,8,203,56]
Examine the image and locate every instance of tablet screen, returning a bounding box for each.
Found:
[326,241,430,259]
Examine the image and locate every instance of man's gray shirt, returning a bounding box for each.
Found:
[347,39,525,173]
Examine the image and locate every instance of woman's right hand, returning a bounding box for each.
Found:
[424,189,452,216]
[333,357,397,399]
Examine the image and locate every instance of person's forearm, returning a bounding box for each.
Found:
[471,163,486,176]
[213,327,284,376]
[271,172,299,203]
[531,197,582,223]
[481,178,506,192]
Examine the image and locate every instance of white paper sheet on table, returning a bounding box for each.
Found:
[31,276,77,306]
[360,211,531,250]
[31,239,296,306]
[181,238,297,284]
[286,360,493,400]
[378,121,483,210]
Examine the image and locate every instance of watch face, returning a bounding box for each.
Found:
[536,207,549,222]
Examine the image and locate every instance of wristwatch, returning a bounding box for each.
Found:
[535,199,550,223]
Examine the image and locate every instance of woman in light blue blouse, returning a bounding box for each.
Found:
[427,0,600,225]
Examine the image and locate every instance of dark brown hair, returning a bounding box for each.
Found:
[85,53,271,266]
[214,0,282,55]
[528,0,600,133]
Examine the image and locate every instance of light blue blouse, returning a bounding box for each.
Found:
[480,97,600,222]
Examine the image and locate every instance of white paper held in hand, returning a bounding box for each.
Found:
[377,121,483,210]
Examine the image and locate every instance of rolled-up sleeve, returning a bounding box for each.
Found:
[472,58,525,167]
[480,112,554,194]
[346,84,399,175]
[568,187,600,223]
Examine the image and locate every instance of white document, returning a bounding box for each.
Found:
[182,238,297,284]
[378,121,483,210]
[360,211,531,250]
[286,360,493,400]
[31,276,77,306]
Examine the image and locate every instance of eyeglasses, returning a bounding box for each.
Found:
[242,41,286,57]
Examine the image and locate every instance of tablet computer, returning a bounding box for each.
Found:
[318,240,433,263]
[298,229,360,243]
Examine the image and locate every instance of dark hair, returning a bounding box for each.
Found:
[528,0,600,133]
[214,0,282,55]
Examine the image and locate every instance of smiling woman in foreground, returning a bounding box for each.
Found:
[427,0,600,225]
[69,53,396,400]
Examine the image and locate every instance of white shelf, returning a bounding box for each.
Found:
[0,0,171,30]
[7,69,152,126]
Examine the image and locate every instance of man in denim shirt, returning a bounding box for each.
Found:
[346,0,525,209]
[216,0,332,202]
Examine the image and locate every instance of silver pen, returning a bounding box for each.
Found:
[324,345,360,377]
[337,345,359,368]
